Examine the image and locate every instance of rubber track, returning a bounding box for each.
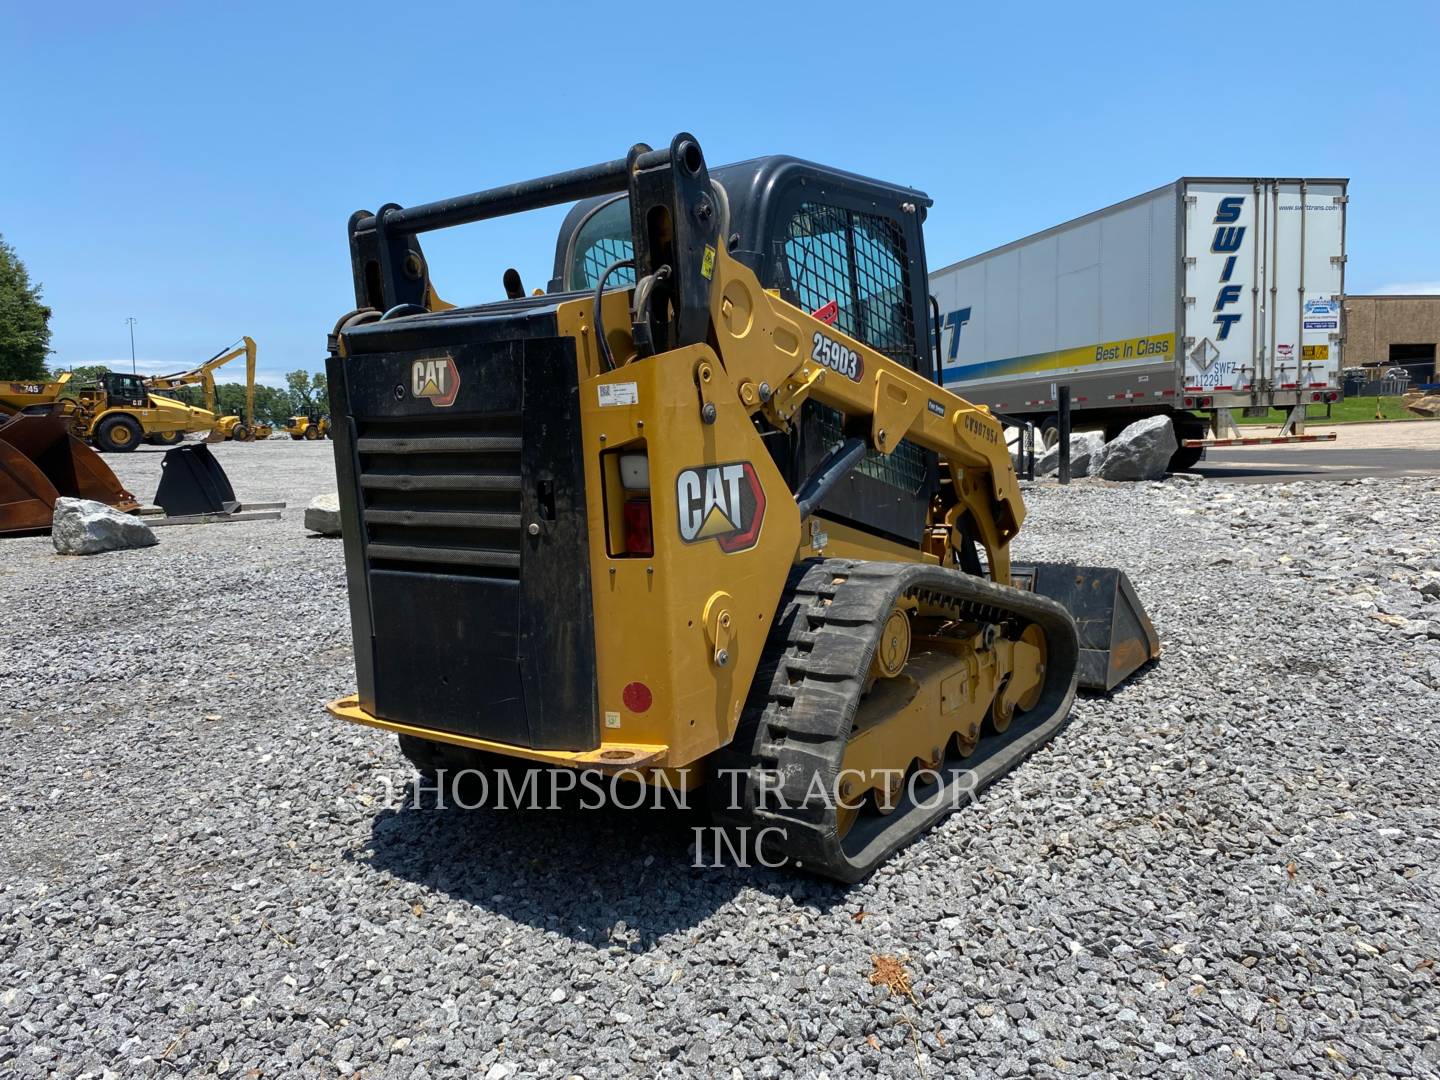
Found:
[713,559,1080,882]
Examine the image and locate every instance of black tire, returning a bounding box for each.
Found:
[1168,444,1205,472]
[304,424,320,441]
[147,430,183,446]
[95,415,143,453]
[289,433,304,441]
[232,424,249,442]
[1039,415,1060,449]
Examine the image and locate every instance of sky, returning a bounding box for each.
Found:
[3,1,1438,386]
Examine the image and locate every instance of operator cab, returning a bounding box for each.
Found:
[551,157,940,546]
[99,372,150,408]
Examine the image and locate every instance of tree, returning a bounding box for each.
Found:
[168,382,294,425]
[58,363,110,398]
[285,369,328,414]
[0,234,53,379]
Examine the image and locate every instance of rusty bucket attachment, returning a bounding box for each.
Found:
[154,443,238,517]
[0,413,139,535]
[1012,562,1160,691]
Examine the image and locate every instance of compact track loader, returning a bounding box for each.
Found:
[324,135,1158,880]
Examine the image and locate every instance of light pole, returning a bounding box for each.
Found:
[124,317,137,374]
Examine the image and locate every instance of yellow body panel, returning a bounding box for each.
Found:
[568,337,801,767]
[0,373,71,416]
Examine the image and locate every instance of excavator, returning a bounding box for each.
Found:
[146,336,271,442]
[322,135,1159,880]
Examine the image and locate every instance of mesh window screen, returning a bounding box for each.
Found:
[578,238,636,290]
[784,201,928,497]
[782,203,917,368]
[568,198,637,291]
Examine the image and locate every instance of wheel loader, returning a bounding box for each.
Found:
[324,134,1159,880]
[284,414,328,440]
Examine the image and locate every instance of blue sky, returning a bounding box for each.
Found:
[3,1,1437,385]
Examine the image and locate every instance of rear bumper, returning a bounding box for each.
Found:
[328,695,668,771]
[1183,433,1337,448]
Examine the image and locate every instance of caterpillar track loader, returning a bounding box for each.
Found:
[324,135,1158,881]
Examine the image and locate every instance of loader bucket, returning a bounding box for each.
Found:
[0,413,139,534]
[1012,562,1160,691]
[153,443,237,516]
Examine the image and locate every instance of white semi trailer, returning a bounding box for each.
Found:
[930,177,1347,470]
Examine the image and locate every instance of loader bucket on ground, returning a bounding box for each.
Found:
[0,414,139,535]
[154,443,237,516]
[1012,562,1160,691]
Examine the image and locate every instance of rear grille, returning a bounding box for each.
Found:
[356,415,524,578]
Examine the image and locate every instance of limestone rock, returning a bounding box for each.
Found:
[1092,417,1179,481]
[305,493,342,537]
[1036,431,1106,478]
[51,498,158,555]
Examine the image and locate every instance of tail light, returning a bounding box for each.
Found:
[618,451,652,556]
[1200,396,1213,408]
[1183,396,1194,408]
[1326,391,1339,402]
[1311,392,1321,402]
[623,498,653,556]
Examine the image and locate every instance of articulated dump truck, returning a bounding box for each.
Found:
[323,135,1159,880]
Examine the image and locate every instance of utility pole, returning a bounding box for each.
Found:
[124,317,137,374]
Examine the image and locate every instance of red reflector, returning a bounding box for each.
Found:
[623,497,653,556]
[811,299,839,325]
[622,681,653,713]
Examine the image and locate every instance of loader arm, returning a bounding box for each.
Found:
[702,249,1022,584]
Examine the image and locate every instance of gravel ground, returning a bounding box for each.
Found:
[2,440,1438,1078]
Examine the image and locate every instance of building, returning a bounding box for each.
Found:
[1343,294,1440,385]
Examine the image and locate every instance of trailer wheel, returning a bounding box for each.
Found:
[1167,445,1204,472]
[95,415,143,453]
[1039,416,1060,449]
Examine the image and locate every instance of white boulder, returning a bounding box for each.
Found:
[51,498,158,555]
[305,492,343,536]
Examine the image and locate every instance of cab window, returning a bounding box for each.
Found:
[780,202,917,369]
[566,197,636,291]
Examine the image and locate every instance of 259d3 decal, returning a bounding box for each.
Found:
[811,331,864,382]
[676,461,766,553]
